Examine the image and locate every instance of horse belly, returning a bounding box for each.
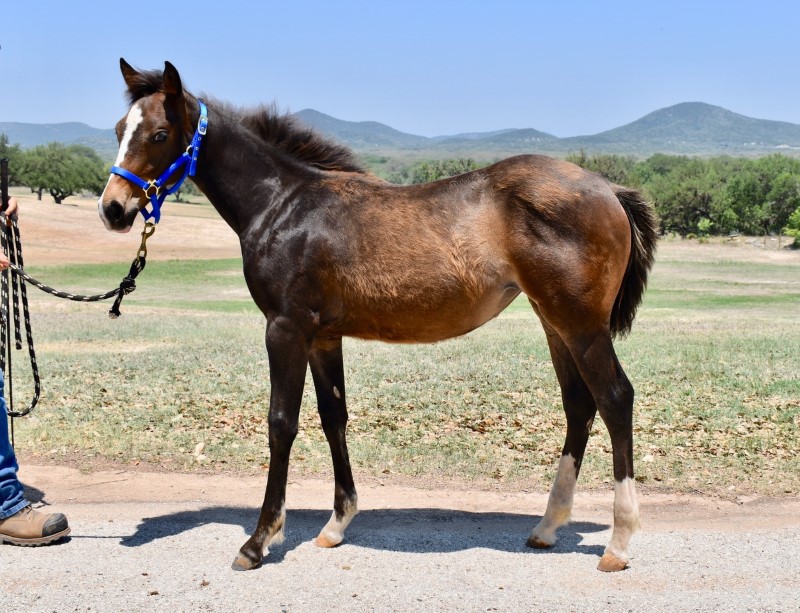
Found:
[333,281,521,344]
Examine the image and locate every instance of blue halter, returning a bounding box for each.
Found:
[109,100,208,224]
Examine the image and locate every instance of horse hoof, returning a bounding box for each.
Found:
[231,553,261,571]
[597,552,628,572]
[315,533,342,548]
[526,535,553,549]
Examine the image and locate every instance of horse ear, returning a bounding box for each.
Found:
[162,61,183,98]
[120,58,140,89]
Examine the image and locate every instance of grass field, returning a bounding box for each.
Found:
[7,237,800,495]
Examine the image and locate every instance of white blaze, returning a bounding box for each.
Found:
[98,102,144,208]
[114,102,144,166]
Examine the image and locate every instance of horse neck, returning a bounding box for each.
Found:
[190,107,304,236]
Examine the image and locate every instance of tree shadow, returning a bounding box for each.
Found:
[119,506,607,565]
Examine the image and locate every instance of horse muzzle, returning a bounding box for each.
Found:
[98,196,139,233]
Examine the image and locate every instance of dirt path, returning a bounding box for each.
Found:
[2,465,799,612]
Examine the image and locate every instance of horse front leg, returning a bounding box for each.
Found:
[232,318,310,571]
[309,337,358,548]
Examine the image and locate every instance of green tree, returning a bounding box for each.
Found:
[784,207,800,248]
[714,155,800,235]
[636,156,721,236]
[755,155,800,233]
[18,143,106,203]
[0,133,24,185]
[173,179,201,203]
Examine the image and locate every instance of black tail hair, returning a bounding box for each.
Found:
[610,188,659,337]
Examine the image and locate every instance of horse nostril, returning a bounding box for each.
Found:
[106,200,124,223]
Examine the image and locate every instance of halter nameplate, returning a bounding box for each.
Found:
[109,100,208,224]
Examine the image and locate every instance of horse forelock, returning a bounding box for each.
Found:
[124,68,166,106]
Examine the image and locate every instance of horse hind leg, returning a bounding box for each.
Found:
[560,328,640,572]
[528,315,597,549]
[309,338,359,548]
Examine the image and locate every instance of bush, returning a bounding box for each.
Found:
[783,207,800,248]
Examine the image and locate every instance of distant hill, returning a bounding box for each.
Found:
[4,102,800,160]
[561,102,800,154]
[433,127,558,150]
[0,121,117,159]
[294,103,800,156]
[293,109,431,149]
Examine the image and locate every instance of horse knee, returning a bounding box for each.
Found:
[268,410,299,446]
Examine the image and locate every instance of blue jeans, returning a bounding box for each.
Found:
[0,372,26,519]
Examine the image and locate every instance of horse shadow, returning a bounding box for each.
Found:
[119,505,607,563]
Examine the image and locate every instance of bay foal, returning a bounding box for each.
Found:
[98,60,658,572]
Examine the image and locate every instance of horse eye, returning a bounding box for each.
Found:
[152,131,168,143]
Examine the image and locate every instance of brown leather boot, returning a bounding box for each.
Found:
[0,505,70,546]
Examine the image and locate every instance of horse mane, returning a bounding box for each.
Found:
[233,103,366,174]
[123,68,365,174]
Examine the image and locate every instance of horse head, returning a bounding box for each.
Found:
[98,59,195,232]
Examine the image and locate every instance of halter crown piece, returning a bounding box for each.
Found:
[109,100,208,223]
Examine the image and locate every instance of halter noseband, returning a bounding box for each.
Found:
[109,100,208,224]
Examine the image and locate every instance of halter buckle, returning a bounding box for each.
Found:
[143,181,161,199]
[137,222,156,259]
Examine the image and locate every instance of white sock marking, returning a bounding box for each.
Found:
[604,477,640,562]
[530,453,578,546]
[318,497,358,546]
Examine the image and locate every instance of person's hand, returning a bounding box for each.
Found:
[4,196,18,217]
[0,197,17,268]
[3,196,18,224]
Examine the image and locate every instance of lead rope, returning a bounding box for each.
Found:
[1,216,155,445]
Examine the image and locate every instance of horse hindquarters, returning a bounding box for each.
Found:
[508,178,655,571]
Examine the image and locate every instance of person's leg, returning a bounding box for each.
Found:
[0,374,70,546]
[0,376,26,520]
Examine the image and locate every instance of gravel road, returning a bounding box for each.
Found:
[1,466,798,612]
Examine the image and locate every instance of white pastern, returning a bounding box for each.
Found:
[317,497,358,547]
[529,453,578,546]
[604,477,640,562]
[266,505,287,549]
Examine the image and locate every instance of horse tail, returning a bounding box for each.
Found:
[610,187,659,338]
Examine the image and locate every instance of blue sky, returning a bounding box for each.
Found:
[1,1,798,138]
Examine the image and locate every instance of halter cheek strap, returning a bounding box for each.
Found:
[109,100,208,224]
